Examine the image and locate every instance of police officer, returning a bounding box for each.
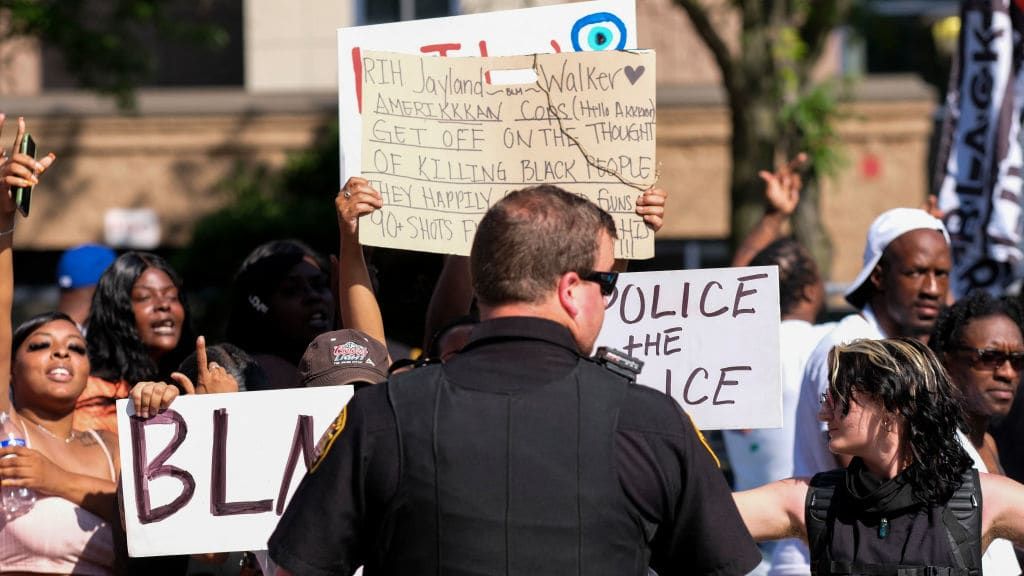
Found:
[268,185,761,576]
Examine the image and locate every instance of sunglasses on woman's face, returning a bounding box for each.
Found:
[579,270,618,296]
[955,346,1024,371]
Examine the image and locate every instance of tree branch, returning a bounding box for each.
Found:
[673,0,739,98]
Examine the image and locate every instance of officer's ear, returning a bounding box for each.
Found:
[557,271,583,319]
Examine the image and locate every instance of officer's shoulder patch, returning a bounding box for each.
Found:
[311,406,348,473]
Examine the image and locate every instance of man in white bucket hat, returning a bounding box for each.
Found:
[769,208,952,576]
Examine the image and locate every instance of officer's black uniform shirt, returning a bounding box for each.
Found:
[269,316,760,576]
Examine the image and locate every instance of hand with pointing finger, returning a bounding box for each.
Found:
[170,335,239,395]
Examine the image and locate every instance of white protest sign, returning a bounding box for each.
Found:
[359,49,656,259]
[338,0,638,182]
[117,386,354,557]
[594,267,781,430]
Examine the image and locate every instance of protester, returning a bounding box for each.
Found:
[993,290,1024,489]
[735,337,1024,574]
[55,243,116,329]
[226,239,335,389]
[78,251,195,433]
[929,292,1024,573]
[0,116,121,574]
[269,184,760,576]
[930,292,1023,472]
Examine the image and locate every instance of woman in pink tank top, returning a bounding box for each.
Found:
[0,116,120,575]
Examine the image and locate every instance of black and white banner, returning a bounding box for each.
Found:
[935,0,1024,296]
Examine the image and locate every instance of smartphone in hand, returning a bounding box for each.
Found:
[12,133,35,217]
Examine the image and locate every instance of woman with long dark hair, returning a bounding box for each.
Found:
[0,116,122,574]
[734,337,1024,574]
[76,251,194,433]
[226,239,334,389]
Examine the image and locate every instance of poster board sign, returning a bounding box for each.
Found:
[338,0,638,181]
[359,49,656,259]
[594,267,782,430]
[117,386,354,557]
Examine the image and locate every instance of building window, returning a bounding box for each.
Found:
[361,0,454,24]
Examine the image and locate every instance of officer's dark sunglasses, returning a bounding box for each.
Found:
[954,346,1024,371]
[579,270,618,296]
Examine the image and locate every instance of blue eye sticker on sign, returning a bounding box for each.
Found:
[571,12,628,51]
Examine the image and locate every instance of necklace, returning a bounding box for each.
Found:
[20,415,77,444]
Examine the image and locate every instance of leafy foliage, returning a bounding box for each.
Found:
[673,0,855,269]
[0,0,228,108]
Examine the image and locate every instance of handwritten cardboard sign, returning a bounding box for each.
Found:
[359,49,656,259]
[117,387,354,557]
[338,0,638,180]
[594,267,781,430]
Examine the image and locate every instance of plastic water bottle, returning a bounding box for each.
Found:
[0,411,35,519]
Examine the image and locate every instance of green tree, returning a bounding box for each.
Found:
[0,0,228,108]
[673,0,854,274]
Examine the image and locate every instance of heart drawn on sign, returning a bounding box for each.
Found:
[624,65,646,85]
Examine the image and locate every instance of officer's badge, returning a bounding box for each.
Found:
[311,406,347,473]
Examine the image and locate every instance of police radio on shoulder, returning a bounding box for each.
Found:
[594,347,644,381]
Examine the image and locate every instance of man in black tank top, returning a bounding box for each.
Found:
[269,185,761,576]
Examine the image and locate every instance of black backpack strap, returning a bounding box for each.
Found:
[807,470,845,575]
[940,469,982,575]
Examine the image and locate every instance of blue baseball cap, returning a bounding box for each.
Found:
[57,244,117,289]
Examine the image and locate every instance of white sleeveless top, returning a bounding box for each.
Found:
[0,421,117,575]
[956,429,1021,576]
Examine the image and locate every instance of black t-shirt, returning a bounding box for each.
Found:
[269,316,760,576]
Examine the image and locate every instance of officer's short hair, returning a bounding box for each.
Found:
[471,185,617,306]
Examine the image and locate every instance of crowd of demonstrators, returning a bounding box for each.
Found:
[11,102,1024,576]
[719,153,1024,576]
